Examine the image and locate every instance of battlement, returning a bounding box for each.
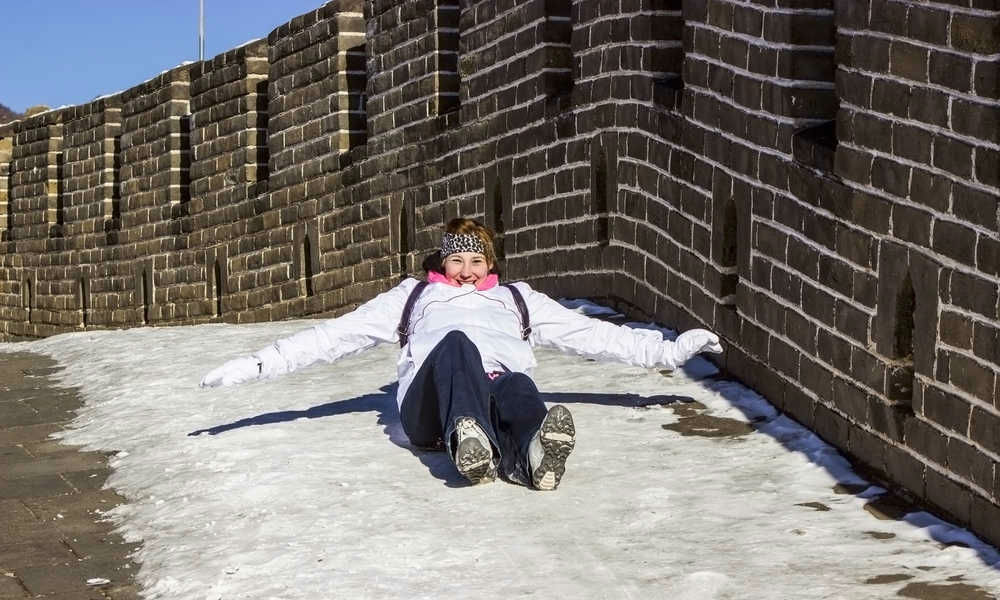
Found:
[1,0,998,548]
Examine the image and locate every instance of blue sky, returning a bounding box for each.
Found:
[2,1,325,114]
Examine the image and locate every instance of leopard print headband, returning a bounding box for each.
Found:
[440,232,487,258]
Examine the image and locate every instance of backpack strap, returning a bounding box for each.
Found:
[502,283,532,341]
[397,280,429,348]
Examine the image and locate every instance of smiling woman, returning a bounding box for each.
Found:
[435,218,498,288]
[200,215,724,491]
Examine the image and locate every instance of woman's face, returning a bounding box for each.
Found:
[442,252,492,286]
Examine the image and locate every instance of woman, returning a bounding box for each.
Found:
[201,218,723,490]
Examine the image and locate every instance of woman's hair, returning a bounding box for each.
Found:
[424,217,498,274]
[445,217,496,263]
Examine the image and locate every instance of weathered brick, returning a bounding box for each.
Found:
[836,225,877,269]
[909,87,950,128]
[904,416,948,467]
[947,436,994,490]
[971,497,1000,552]
[814,402,851,450]
[933,134,974,178]
[732,3,763,36]
[932,220,978,265]
[973,322,1000,366]
[849,190,892,234]
[979,234,1000,277]
[891,122,933,164]
[854,113,893,152]
[907,169,951,212]
[928,50,973,93]
[926,468,972,526]
[922,384,970,434]
[948,350,997,403]
[869,0,908,36]
[974,59,999,99]
[951,12,1000,55]
[889,41,928,82]
[950,271,998,319]
[836,69,874,108]
[851,35,891,72]
[817,328,852,372]
[872,79,911,118]
[975,146,1000,189]
[907,6,950,46]
[834,146,873,185]
[952,98,1000,144]
[954,185,999,232]
[835,0,870,30]
[853,271,878,308]
[969,407,1000,453]
[892,203,932,246]
[871,156,910,198]
[941,310,974,349]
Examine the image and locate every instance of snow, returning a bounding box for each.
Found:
[559,297,624,318]
[5,304,1000,600]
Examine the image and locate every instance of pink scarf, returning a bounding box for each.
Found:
[427,271,499,290]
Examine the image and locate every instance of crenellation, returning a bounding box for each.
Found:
[0,128,11,235]
[63,97,122,245]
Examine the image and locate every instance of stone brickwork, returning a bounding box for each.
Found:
[8,112,64,241]
[117,66,193,327]
[61,98,122,331]
[832,0,1000,541]
[0,131,11,235]
[188,40,270,321]
[0,127,14,330]
[0,0,998,547]
[63,97,122,241]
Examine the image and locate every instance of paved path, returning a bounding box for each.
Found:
[0,352,139,600]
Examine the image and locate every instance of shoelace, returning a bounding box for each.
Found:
[455,418,484,442]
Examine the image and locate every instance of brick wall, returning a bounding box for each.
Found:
[1,0,998,547]
[0,130,11,235]
[833,0,1000,541]
[188,40,270,321]
[0,127,15,330]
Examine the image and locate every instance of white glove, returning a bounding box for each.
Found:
[663,328,723,369]
[199,355,262,388]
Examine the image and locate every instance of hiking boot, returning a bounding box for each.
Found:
[528,404,575,491]
[453,417,496,484]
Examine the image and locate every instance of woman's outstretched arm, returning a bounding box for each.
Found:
[200,278,418,387]
[516,282,723,370]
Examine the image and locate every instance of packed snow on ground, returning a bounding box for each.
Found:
[6,302,1000,600]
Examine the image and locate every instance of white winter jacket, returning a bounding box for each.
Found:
[252,278,684,407]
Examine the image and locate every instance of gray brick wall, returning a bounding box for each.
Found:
[0,129,12,236]
[0,0,998,547]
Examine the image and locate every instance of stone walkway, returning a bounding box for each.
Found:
[0,352,139,600]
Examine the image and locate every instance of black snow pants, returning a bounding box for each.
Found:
[399,330,547,485]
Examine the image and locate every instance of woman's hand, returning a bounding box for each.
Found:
[199,356,262,388]
[664,329,723,368]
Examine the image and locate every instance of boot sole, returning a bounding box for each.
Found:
[455,437,496,484]
[532,405,576,491]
